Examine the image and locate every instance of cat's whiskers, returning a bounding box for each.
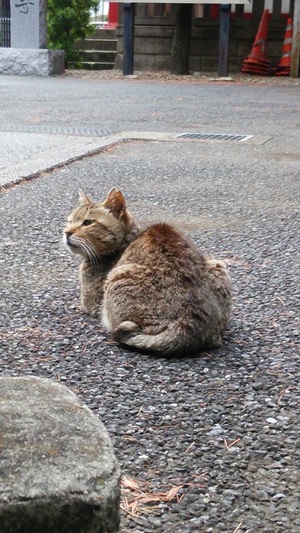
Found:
[71,235,100,266]
[81,241,100,266]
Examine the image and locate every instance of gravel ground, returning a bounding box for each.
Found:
[65,69,300,87]
[0,79,299,532]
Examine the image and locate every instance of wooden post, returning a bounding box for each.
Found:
[291,0,300,77]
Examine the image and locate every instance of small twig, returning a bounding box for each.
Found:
[233,521,243,533]
[184,441,195,453]
[151,425,175,429]
[120,504,138,518]
[193,472,208,481]
[277,387,294,404]
[224,438,240,450]
[122,435,139,443]
[182,482,205,488]
[278,389,287,404]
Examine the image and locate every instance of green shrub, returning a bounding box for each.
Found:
[47,0,99,68]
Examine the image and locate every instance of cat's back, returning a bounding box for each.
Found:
[103,221,232,354]
[118,222,205,272]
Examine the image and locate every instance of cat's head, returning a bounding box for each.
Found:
[63,188,140,264]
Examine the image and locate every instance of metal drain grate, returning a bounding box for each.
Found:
[0,124,115,137]
[177,133,254,142]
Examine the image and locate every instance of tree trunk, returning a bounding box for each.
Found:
[170,4,193,75]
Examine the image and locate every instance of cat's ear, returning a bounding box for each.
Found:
[103,188,126,219]
[78,189,92,205]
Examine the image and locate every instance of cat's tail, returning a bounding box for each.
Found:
[112,320,215,357]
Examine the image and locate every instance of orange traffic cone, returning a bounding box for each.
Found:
[276,18,293,76]
[241,9,271,75]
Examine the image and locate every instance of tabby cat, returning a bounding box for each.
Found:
[63,188,232,356]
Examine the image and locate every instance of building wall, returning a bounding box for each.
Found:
[115,1,294,72]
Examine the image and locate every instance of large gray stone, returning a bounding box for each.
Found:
[0,48,65,76]
[11,0,47,49]
[0,377,120,533]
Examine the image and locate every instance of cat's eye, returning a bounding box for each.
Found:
[82,219,94,226]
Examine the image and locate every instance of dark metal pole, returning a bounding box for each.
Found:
[291,0,300,77]
[218,4,230,77]
[123,3,135,75]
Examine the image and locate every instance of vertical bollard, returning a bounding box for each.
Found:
[218,3,230,77]
[123,3,134,75]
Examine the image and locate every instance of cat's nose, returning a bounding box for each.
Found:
[64,231,72,243]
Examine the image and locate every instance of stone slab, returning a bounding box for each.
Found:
[0,48,65,76]
[0,376,121,533]
[11,0,47,49]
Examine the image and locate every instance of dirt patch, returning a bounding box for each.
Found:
[65,68,300,86]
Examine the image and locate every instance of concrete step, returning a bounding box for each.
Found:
[92,27,117,39]
[81,50,117,62]
[76,28,117,70]
[81,61,116,70]
[77,38,117,51]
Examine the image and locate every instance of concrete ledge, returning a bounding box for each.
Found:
[0,49,65,76]
[0,377,120,533]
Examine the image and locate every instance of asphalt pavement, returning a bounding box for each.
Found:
[0,73,299,188]
[0,72,299,532]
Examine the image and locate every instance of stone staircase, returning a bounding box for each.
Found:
[76,28,117,70]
